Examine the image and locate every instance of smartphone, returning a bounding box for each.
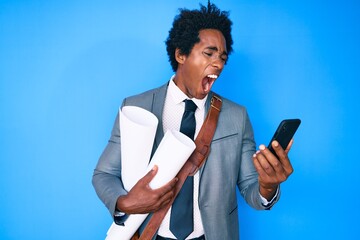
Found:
[268,119,301,157]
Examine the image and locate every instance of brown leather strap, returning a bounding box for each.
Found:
[138,94,222,240]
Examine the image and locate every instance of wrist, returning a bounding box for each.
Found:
[259,185,278,201]
[116,195,128,213]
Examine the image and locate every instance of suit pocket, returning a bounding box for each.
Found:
[228,204,238,215]
[212,133,238,143]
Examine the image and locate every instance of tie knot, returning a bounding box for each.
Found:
[184,99,197,112]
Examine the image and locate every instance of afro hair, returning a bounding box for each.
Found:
[165,1,233,72]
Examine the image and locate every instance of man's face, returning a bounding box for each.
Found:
[174,29,228,99]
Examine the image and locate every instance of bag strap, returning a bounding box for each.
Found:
[138,94,222,240]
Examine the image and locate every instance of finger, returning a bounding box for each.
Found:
[271,141,287,161]
[259,144,284,172]
[252,153,266,177]
[253,151,275,177]
[258,144,292,182]
[253,153,284,190]
[271,141,293,174]
[156,177,178,193]
[157,189,175,209]
[151,178,178,210]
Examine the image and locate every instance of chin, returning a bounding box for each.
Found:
[194,93,207,100]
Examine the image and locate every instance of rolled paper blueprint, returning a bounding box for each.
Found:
[119,106,158,191]
[106,214,148,240]
[106,130,196,240]
[146,130,196,189]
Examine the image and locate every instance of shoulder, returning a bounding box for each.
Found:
[211,92,248,116]
[121,82,168,109]
[209,92,254,140]
[211,92,252,128]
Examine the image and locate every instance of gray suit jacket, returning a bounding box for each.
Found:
[92,83,279,240]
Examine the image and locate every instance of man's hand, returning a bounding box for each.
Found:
[116,165,178,214]
[252,139,294,200]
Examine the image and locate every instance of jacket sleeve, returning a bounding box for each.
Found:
[92,111,128,219]
[237,110,280,210]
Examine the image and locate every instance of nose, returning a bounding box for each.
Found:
[211,57,225,71]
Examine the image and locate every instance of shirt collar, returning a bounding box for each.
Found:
[168,75,208,110]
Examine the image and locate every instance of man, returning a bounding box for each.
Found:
[92,2,293,240]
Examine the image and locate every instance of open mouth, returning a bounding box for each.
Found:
[202,74,218,93]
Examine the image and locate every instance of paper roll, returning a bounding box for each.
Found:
[147,130,196,189]
[119,106,158,191]
[106,130,196,240]
[106,214,147,240]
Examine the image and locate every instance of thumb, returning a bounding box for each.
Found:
[285,139,294,154]
[142,165,158,184]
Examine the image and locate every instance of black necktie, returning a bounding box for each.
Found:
[170,99,197,239]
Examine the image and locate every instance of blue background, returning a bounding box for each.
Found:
[1,0,359,239]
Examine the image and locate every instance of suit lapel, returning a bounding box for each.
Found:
[150,83,168,153]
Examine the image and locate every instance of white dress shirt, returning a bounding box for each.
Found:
[158,77,207,239]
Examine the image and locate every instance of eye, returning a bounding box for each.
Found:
[203,51,212,57]
[220,54,227,62]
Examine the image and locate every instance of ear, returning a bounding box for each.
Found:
[175,48,186,64]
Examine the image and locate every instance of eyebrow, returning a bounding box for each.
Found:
[206,46,228,57]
